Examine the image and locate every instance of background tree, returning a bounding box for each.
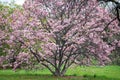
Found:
[2,0,120,76]
[0,3,11,68]
[98,0,120,23]
[0,2,25,69]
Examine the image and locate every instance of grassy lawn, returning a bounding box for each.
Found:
[0,65,120,80]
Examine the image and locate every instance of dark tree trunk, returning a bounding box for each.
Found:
[53,70,65,76]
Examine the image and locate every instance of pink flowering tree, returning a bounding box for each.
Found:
[0,4,8,48]
[0,4,28,69]
[0,4,10,68]
[6,0,120,76]
[98,0,120,65]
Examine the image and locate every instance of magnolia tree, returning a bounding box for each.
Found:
[98,0,120,65]
[4,0,120,76]
[0,4,10,68]
[0,4,26,69]
[0,4,8,47]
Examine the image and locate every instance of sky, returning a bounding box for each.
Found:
[0,0,25,5]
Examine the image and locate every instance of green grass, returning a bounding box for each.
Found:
[66,65,120,79]
[0,65,120,80]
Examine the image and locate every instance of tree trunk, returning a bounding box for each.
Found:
[53,70,65,76]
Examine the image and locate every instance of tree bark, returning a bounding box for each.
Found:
[53,69,65,76]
